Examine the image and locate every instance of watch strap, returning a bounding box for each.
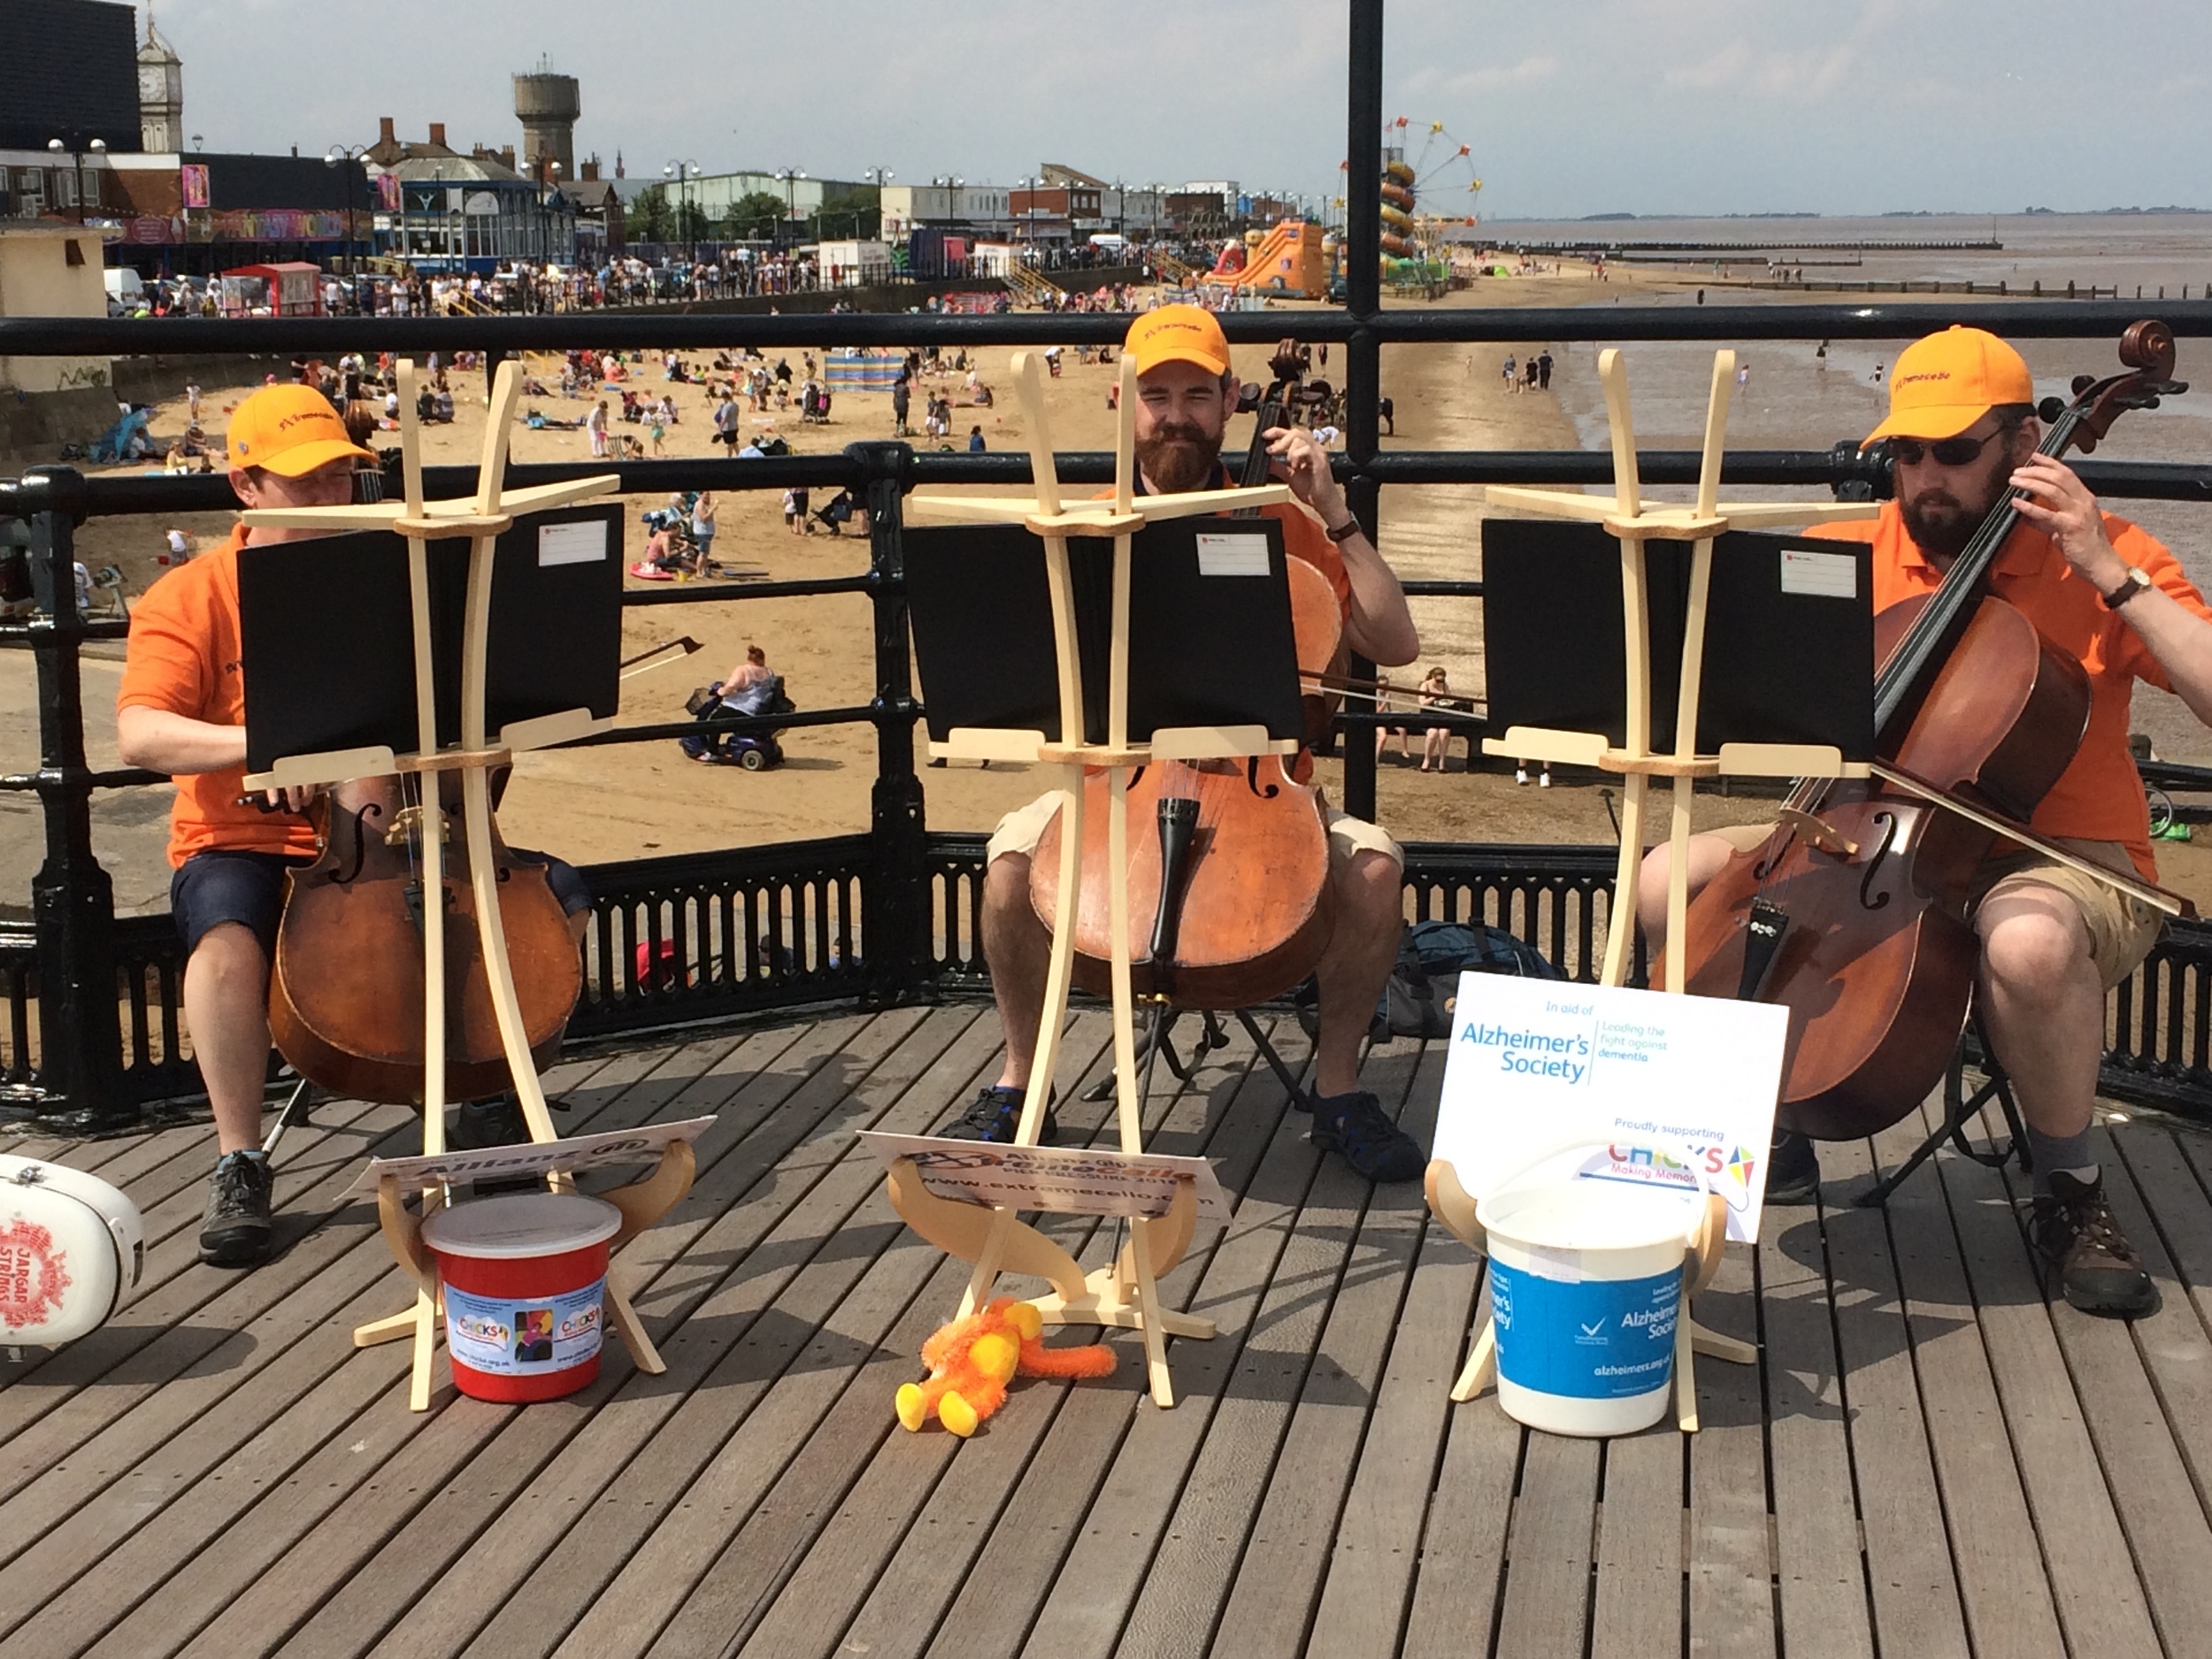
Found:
[2103,565,2152,609]
[1324,516,1363,543]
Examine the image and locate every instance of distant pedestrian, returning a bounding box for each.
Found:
[892,376,911,436]
[1501,355,1517,393]
[1872,362,1885,386]
[968,425,987,453]
[1736,361,1750,391]
[1537,351,1553,390]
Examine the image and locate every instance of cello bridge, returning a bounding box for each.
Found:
[1777,806,1858,859]
[383,805,450,848]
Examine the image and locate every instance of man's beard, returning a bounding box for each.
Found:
[1899,453,2008,565]
[1135,420,1225,495]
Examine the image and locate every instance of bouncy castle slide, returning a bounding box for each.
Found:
[1207,220,1327,297]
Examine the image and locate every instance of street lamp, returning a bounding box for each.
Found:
[773,168,807,250]
[325,142,370,286]
[47,134,107,225]
[663,159,701,264]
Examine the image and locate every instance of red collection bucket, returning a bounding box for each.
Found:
[420,1194,624,1402]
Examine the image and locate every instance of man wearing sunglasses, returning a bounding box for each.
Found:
[1645,325,2212,1318]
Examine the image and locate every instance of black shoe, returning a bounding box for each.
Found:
[450,1094,532,1151]
[2029,1170,2159,1317]
[941,1085,1058,1145]
[1309,1090,1426,1183]
[1765,1129,1822,1205]
[199,1150,274,1267]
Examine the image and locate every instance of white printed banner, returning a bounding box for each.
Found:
[1429,976,1788,1242]
[858,1132,1233,1225]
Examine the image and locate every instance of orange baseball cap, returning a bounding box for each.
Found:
[1125,304,1233,378]
[1862,325,2034,449]
[225,383,376,476]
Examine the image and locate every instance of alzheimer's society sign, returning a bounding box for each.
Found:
[1430,975,1789,1242]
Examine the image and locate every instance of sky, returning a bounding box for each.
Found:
[136,0,2212,220]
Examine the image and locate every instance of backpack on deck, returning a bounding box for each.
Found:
[1297,918,1564,1041]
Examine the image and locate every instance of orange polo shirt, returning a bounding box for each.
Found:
[117,524,321,869]
[1809,502,2212,880]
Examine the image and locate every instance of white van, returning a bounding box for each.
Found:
[103,268,146,314]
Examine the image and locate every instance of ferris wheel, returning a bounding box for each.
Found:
[1337,117,1483,264]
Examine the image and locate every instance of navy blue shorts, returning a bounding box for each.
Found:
[171,848,589,960]
[505,847,592,919]
[170,849,311,959]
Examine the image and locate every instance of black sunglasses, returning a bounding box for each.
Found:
[1888,427,2008,467]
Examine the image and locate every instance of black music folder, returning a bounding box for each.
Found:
[1481,518,1876,760]
[903,518,1307,746]
[237,503,625,772]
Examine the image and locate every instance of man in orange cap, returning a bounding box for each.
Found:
[116,383,591,1264]
[953,305,1430,1184]
[1645,325,2212,1317]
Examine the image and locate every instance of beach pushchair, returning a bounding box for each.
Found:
[680,677,795,770]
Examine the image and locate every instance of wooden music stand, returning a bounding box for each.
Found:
[1424,348,1878,1431]
[240,358,688,1410]
[890,351,1293,1408]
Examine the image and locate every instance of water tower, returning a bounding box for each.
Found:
[512,58,579,182]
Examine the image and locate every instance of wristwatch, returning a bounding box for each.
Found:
[2101,565,2153,610]
[1324,516,1364,543]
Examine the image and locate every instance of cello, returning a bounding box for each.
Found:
[1025,340,1344,1009]
[1678,321,2186,1139]
[265,768,580,1106]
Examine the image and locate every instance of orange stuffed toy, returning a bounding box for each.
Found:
[895,1296,1117,1436]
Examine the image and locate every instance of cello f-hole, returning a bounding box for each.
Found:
[331,802,382,887]
[1244,756,1282,800]
[1857,811,1900,912]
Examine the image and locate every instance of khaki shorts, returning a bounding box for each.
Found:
[987,790,1403,872]
[1709,823,2161,990]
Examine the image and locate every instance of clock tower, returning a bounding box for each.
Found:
[137,8,183,154]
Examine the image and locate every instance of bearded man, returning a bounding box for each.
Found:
[1644,326,2212,1317]
[949,306,1427,1182]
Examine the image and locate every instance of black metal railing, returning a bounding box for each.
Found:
[5,0,2212,1127]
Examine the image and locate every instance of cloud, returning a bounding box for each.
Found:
[1429,56,1562,96]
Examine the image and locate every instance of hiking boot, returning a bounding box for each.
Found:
[941,1085,1058,1146]
[199,1149,274,1268]
[1765,1129,1822,1205]
[451,1094,532,1150]
[1310,1090,1426,1183]
[2028,1170,2159,1317]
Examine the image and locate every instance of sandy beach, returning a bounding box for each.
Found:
[19,261,2212,918]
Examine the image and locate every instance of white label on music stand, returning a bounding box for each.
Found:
[1195,534,1271,577]
[1779,548,1856,599]
[539,519,609,566]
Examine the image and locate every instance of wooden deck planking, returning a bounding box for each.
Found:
[1107,1041,1428,1659]
[0,1040,728,1636]
[58,1029,800,1659]
[727,1012,1229,1659]
[257,1006,952,1659]
[1755,1192,1876,1659]
[14,1010,2212,1659]
[1863,1108,2070,1659]
[102,1010,895,1659]
[1926,1102,2164,1659]
[635,1020,1165,1659]
[1810,1132,1971,1659]
[907,1018,1316,1659]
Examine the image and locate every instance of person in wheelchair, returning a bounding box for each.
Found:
[680,645,794,766]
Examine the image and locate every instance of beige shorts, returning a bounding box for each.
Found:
[987,790,1403,872]
[1709,823,2161,990]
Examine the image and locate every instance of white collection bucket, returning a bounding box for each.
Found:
[1476,1149,1706,1437]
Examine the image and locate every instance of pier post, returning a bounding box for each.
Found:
[1340,0,1385,824]
[851,440,932,1006]
[4,467,132,1129]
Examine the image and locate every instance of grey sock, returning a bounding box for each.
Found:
[2024,1125,2095,1197]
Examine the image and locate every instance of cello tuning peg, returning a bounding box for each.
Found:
[2037,396,2068,423]
[2071,373,2097,397]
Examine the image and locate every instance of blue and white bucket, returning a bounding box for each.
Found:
[1476,1148,1706,1437]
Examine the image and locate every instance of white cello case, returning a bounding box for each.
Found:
[0,1154,143,1348]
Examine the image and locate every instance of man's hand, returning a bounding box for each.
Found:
[2011,454,2127,590]
[1263,425,1347,525]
